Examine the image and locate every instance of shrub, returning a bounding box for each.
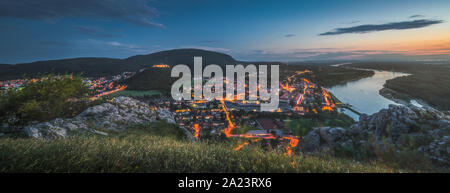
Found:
[0,74,90,126]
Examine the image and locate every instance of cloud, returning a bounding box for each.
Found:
[198,40,219,44]
[76,26,123,38]
[39,40,73,47]
[320,19,444,35]
[341,20,360,24]
[409,15,425,18]
[182,46,231,53]
[0,0,165,28]
[284,34,296,38]
[80,39,152,53]
[241,47,450,61]
[107,41,143,51]
[244,49,333,61]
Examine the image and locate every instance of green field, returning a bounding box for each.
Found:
[108,90,162,97]
[280,63,375,87]
[286,113,355,137]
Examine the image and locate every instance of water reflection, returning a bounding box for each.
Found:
[327,69,409,120]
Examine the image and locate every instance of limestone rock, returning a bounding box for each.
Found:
[302,104,450,166]
[24,97,161,139]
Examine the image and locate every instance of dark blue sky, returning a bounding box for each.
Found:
[1,0,449,64]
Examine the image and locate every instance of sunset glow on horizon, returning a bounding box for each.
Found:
[0,0,449,63]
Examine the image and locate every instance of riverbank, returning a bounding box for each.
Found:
[346,62,450,111]
[379,87,432,109]
[326,67,409,120]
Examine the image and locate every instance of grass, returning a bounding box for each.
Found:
[230,123,256,135]
[0,127,398,173]
[120,121,187,140]
[108,90,162,97]
[287,113,355,137]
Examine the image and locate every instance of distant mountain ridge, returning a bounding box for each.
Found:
[124,49,238,68]
[0,49,280,80]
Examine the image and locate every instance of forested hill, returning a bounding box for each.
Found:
[0,49,278,80]
[0,58,125,80]
[124,48,238,68]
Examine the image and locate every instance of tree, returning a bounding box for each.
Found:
[0,74,90,126]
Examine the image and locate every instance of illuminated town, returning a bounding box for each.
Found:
[0,66,338,156]
[144,67,337,156]
[2,0,450,176]
[1,72,134,99]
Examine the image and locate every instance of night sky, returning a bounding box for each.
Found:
[1,0,449,64]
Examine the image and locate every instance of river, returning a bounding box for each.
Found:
[326,67,410,120]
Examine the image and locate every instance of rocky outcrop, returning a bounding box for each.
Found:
[303,127,346,152]
[156,108,176,124]
[302,104,450,166]
[24,97,174,139]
